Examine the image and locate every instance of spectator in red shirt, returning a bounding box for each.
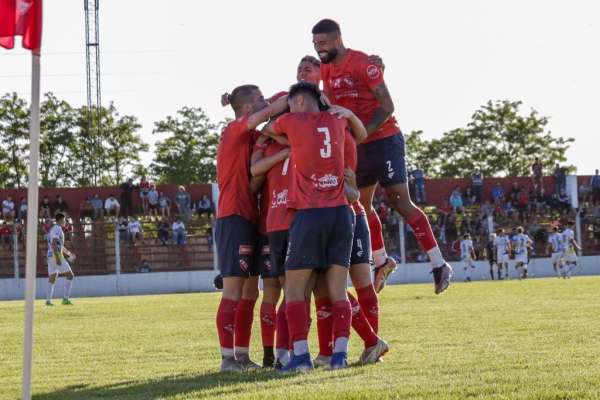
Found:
[0,222,12,249]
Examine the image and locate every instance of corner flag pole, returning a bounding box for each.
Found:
[22,51,41,400]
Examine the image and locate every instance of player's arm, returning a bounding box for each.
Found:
[344,167,360,203]
[261,120,290,146]
[247,95,289,131]
[571,238,581,251]
[366,83,395,135]
[249,176,265,194]
[328,105,367,144]
[251,148,290,177]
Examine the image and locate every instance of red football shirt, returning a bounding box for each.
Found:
[344,131,365,216]
[272,112,348,210]
[262,141,295,233]
[321,49,400,144]
[216,116,259,223]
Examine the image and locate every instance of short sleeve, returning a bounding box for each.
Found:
[359,58,385,91]
[271,114,291,136]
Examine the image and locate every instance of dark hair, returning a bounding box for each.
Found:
[288,81,322,104]
[229,84,259,113]
[299,55,321,67]
[55,212,65,221]
[312,19,341,35]
[517,226,523,234]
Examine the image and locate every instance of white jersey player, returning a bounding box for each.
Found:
[547,226,564,277]
[460,234,476,281]
[46,212,76,306]
[512,227,532,279]
[494,228,511,279]
[561,222,581,279]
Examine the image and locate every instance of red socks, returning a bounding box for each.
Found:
[332,300,352,345]
[406,208,438,252]
[216,298,237,355]
[367,211,385,253]
[356,285,379,334]
[315,297,333,356]
[234,298,256,351]
[348,292,378,348]
[275,302,289,350]
[260,302,276,348]
[286,300,310,344]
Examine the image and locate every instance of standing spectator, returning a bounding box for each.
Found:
[128,216,144,245]
[157,218,170,246]
[158,192,171,219]
[491,183,505,203]
[40,196,52,219]
[175,185,192,223]
[79,196,94,220]
[410,165,426,203]
[139,176,150,215]
[590,169,600,205]
[471,168,484,203]
[509,182,520,204]
[197,195,213,217]
[579,182,591,204]
[117,217,129,241]
[463,186,476,207]
[120,178,137,218]
[2,196,16,221]
[449,186,464,212]
[18,198,27,222]
[516,189,529,222]
[553,164,566,195]
[531,157,543,191]
[53,195,69,217]
[104,194,120,218]
[147,184,159,219]
[172,216,187,245]
[90,194,104,220]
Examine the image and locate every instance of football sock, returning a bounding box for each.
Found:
[315,297,333,357]
[275,302,290,351]
[348,292,378,348]
[260,302,276,348]
[64,278,73,299]
[332,300,351,354]
[465,267,471,280]
[286,300,310,356]
[216,298,237,357]
[46,282,55,302]
[406,208,445,267]
[356,285,379,334]
[367,211,387,267]
[234,298,256,354]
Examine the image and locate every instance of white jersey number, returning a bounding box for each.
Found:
[317,127,332,159]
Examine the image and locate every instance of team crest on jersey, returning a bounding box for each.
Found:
[367,65,381,80]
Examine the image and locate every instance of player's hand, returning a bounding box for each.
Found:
[255,133,270,146]
[367,54,385,71]
[344,167,357,188]
[278,147,291,158]
[221,92,231,107]
[68,253,77,262]
[328,105,354,120]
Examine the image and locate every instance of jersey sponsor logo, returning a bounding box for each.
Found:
[330,76,355,89]
[271,189,288,208]
[367,65,381,80]
[313,173,339,189]
[238,244,254,255]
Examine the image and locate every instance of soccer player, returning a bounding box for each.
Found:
[263,81,366,372]
[311,19,452,293]
[561,221,581,278]
[460,233,476,282]
[215,85,289,372]
[494,228,511,280]
[547,225,565,277]
[45,212,76,306]
[486,233,499,280]
[512,227,533,279]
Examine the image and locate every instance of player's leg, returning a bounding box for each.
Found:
[62,265,74,305]
[268,230,290,367]
[312,273,333,366]
[464,259,471,282]
[234,275,260,369]
[46,262,58,306]
[259,266,281,368]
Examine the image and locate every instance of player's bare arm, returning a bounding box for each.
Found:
[247,95,289,131]
[366,83,395,135]
[344,167,360,203]
[249,175,266,194]
[328,105,367,144]
[251,148,290,177]
[261,121,290,146]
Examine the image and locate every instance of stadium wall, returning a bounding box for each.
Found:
[2,256,599,300]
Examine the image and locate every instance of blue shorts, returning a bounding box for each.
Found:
[351,213,372,266]
[257,234,276,279]
[215,215,259,278]
[357,133,407,188]
[267,230,288,278]
[285,205,355,270]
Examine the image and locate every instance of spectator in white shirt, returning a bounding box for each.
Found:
[18,197,27,222]
[2,196,15,221]
[172,217,186,245]
[127,216,144,245]
[104,195,120,218]
[197,195,213,217]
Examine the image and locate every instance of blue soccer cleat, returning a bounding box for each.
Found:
[328,352,348,370]
[277,353,313,373]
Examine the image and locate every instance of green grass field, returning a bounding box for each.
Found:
[1,277,600,400]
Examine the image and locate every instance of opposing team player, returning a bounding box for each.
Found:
[264,81,366,372]
[547,225,565,277]
[460,233,476,282]
[561,221,581,278]
[45,212,76,306]
[512,227,533,279]
[215,85,288,372]
[311,19,452,293]
[494,228,511,280]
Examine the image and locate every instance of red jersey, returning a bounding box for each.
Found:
[139,180,150,190]
[262,141,295,233]
[216,116,259,223]
[321,49,400,144]
[344,131,365,216]
[272,112,348,210]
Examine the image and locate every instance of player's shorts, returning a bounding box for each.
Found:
[551,252,563,265]
[256,234,275,279]
[350,213,371,266]
[267,229,288,278]
[356,132,407,189]
[286,205,354,270]
[514,253,528,264]
[563,251,578,264]
[461,256,474,268]
[497,253,509,264]
[47,255,72,276]
[140,190,149,199]
[215,215,258,278]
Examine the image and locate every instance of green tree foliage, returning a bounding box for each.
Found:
[151,107,220,184]
[0,92,29,187]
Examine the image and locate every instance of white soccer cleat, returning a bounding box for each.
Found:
[358,339,389,364]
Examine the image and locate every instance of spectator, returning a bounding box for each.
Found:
[79,196,94,220]
[128,216,144,245]
[449,186,464,212]
[17,198,27,222]
[2,196,15,221]
[591,169,600,205]
[509,182,521,204]
[491,183,505,203]
[172,216,187,245]
[471,168,484,203]
[554,164,566,195]
[120,178,137,218]
[463,186,476,207]
[175,185,192,222]
[531,157,543,191]
[53,195,69,217]
[147,184,159,219]
[0,221,12,249]
[579,182,591,204]
[104,194,120,218]
[90,194,104,220]
[410,165,426,203]
[197,195,213,217]
[159,192,171,219]
[516,189,529,222]
[556,189,571,215]
[62,217,74,241]
[139,176,151,215]
[117,217,129,241]
[593,217,600,246]
[39,196,52,219]
[157,218,170,246]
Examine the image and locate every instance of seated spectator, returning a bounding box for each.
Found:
[62,217,74,241]
[579,183,591,204]
[18,198,27,222]
[128,216,144,245]
[197,195,213,217]
[449,187,464,212]
[79,196,94,220]
[117,217,129,241]
[491,183,505,203]
[463,186,476,206]
[2,196,16,221]
[159,192,171,219]
[510,182,520,204]
[172,217,187,245]
[147,185,159,219]
[105,195,120,218]
[0,222,12,249]
[556,189,571,215]
[90,194,104,220]
[157,218,170,246]
[39,196,52,219]
[53,195,69,217]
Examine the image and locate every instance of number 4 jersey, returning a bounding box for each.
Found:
[271,112,348,210]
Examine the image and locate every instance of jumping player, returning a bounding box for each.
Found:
[45,212,76,306]
[547,225,565,277]
[494,228,511,280]
[512,227,533,279]
[311,19,452,293]
[460,233,476,282]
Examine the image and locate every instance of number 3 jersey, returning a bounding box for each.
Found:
[271,112,348,210]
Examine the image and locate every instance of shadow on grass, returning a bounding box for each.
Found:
[33,369,310,400]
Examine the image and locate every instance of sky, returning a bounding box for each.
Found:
[1,0,599,174]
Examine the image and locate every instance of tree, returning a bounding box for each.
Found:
[151,107,220,184]
[0,92,30,188]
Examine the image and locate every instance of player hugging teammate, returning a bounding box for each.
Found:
[213,18,453,373]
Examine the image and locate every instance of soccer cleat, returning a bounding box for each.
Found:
[358,339,389,365]
[220,356,243,372]
[262,347,275,368]
[432,263,453,294]
[373,257,397,293]
[236,353,261,371]
[328,352,348,370]
[213,274,223,290]
[278,353,313,373]
[61,298,73,305]
[45,300,54,306]
[313,354,332,368]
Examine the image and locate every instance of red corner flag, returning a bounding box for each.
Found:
[0,0,43,53]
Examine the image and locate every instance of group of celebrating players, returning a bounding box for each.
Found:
[214,19,453,373]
